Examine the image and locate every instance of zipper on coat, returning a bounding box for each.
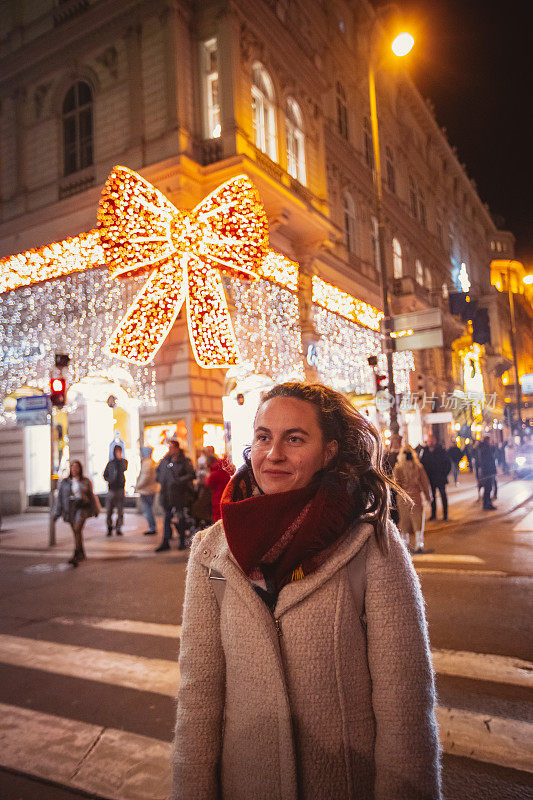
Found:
[274,617,282,637]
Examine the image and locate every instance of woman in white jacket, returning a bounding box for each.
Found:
[172,382,441,800]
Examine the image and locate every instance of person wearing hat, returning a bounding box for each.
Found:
[155,437,196,551]
[135,445,160,535]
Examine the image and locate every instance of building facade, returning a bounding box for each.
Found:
[0,0,529,513]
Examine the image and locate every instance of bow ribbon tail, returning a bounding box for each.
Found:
[185,256,240,369]
[104,255,186,364]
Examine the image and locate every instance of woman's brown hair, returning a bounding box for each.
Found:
[259,382,398,553]
[69,460,84,479]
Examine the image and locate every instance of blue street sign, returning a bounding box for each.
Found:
[16,395,51,413]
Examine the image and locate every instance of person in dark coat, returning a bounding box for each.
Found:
[155,438,196,551]
[477,437,497,510]
[54,460,100,566]
[421,434,451,521]
[447,443,463,485]
[103,444,128,536]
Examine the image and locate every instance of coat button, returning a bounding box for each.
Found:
[203,549,209,556]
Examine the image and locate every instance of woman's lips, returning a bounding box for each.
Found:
[263,470,291,476]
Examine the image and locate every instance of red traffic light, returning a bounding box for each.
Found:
[375,373,388,392]
[50,377,67,408]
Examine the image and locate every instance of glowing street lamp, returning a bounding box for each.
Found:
[523,274,533,285]
[391,32,415,57]
[368,23,415,435]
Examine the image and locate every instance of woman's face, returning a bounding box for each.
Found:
[251,397,337,494]
[71,462,81,478]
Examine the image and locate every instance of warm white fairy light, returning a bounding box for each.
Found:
[0,267,156,423]
[312,276,383,331]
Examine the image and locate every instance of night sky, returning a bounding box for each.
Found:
[389,0,532,265]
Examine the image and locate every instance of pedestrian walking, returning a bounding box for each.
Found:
[172,382,441,800]
[477,436,498,510]
[447,442,463,485]
[205,454,231,522]
[155,438,195,551]
[135,446,159,535]
[382,433,402,525]
[393,446,432,553]
[54,460,100,566]
[103,444,128,536]
[421,434,451,521]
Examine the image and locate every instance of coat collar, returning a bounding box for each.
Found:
[197,519,374,618]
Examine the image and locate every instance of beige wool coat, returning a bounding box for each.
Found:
[172,520,441,800]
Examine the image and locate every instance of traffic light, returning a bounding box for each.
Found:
[375,373,388,392]
[50,377,67,408]
[472,307,491,345]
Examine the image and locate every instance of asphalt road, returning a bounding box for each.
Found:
[0,489,532,799]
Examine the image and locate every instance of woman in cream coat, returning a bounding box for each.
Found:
[172,383,441,800]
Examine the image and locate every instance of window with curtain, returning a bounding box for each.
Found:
[385,146,395,192]
[415,258,424,285]
[363,118,373,169]
[392,237,402,278]
[62,81,93,176]
[252,64,277,160]
[202,38,220,138]
[285,97,306,184]
[336,82,348,139]
[343,193,357,254]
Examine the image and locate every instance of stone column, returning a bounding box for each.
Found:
[161,1,193,155]
[296,253,320,382]
[217,9,238,159]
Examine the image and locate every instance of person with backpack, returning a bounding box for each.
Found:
[172,382,441,800]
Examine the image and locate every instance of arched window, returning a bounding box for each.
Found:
[363,118,373,169]
[371,215,380,272]
[336,82,348,139]
[285,98,306,184]
[392,237,402,278]
[415,258,424,286]
[62,81,93,176]
[425,266,433,290]
[343,193,357,254]
[252,64,277,160]
[385,146,395,193]
[409,176,418,218]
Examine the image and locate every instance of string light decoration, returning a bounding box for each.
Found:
[311,276,383,331]
[0,267,155,424]
[0,167,269,369]
[257,251,299,291]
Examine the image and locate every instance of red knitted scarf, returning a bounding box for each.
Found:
[220,466,354,591]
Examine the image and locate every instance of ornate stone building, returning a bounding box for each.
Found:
[0,0,528,512]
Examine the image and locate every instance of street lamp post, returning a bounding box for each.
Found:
[505,263,523,437]
[368,30,414,436]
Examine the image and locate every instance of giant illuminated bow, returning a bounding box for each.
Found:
[0,167,269,368]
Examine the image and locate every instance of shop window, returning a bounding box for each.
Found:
[343,192,357,254]
[285,97,306,184]
[336,81,348,139]
[363,117,373,169]
[202,38,221,138]
[415,258,424,285]
[392,237,402,278]
[62,81,93,176]
[252,63,277,160]
[385,146,395,192]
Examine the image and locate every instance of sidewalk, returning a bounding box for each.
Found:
[0,472,531,560]
[424,471,533,533]
[0,506,166,560]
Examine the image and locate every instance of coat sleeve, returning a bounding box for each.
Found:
[171,532,225,800]
[365,525,441,800]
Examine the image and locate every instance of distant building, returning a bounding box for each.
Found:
[0,0,529,512]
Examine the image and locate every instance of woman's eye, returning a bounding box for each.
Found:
[288,435,303,444]
[255,434,268,442]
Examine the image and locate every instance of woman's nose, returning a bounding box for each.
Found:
[266,440,285,460]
